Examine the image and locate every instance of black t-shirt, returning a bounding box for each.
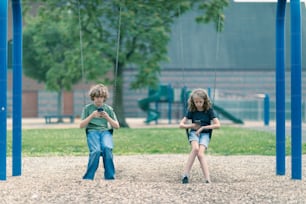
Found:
[186,108,216,133]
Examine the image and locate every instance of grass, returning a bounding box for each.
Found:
[5,126,306,156]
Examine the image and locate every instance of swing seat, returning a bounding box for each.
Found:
[85,128,114,135]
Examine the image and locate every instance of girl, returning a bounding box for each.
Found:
[179,88,220,184]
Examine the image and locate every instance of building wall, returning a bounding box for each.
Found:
[6,66,306,121]
[122,68,303,122]
[22,91,37,117]
[6,2,306,121]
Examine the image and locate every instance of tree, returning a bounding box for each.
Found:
[23,6,111,118]
[23,0,229,127]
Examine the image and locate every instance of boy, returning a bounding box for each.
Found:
[80,84,120,180]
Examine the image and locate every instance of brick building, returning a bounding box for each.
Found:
[6,2,306,121]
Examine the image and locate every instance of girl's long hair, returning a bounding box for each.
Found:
[188,88,212,112]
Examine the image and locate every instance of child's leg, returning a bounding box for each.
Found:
[83,131,101,180]
[197,145,210,182]
[101,131,115,179]
[183,141,199,176]
[102,147,115,179]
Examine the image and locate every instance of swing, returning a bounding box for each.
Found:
[182,15,221,141]
[77,1,122,135]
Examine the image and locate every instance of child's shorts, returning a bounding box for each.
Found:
[188,131,210,148]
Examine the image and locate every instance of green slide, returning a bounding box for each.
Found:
[181,87,243,124]
[138,84,173,124]
[213,104,244,124]
[138,92,161,124]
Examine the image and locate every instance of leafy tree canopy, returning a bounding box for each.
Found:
[22,0,228,126]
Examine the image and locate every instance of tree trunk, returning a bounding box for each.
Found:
[113,64,129,127]
[57,90,63,123]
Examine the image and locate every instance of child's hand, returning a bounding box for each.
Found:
[98,111,110,119]
[91,110,98,118]
[93,110,105,118]
[192,123,201,130]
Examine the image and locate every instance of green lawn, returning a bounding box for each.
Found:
[6,126,306,156]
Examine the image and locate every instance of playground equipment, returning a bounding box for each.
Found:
[138,85,244,125]
[0,0,23,181]
[233,0,302,179]
[181,86,244,124]
[0,0,302,182]
[138,84,174,124]
[276,0,302,179]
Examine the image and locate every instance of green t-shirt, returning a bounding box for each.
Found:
[81,103,118,131]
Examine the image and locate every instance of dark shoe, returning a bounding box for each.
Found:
[205,180,211,184]
[182,176,189,184]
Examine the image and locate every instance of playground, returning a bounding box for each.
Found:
[1,154,306,203]
[2,118,306,203]
[1,0,306,203]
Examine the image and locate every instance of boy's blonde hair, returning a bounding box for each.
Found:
[188,88,212,112]
[89,84,109,101]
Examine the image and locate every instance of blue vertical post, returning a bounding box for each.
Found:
[264,94,270,126]
[12,0,22,176]
[275,0,286,176]
[0,0,8,181]
[167,84,172,124]
[181,86,188,115]
[290,0,302,180]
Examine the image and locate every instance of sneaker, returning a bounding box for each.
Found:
[205,180,211,184]
[182,176,189,184]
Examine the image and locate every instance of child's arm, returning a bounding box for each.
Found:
[79,111,99,129]
[99,111,120,129]
[179,117,197,129]
[196,118,221,134]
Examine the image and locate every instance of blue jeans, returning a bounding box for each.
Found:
[83,130,115,180]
